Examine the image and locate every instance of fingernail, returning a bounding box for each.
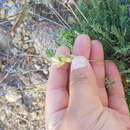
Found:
[71,56,87,70]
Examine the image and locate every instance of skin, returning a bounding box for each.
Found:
[45,35,130,130]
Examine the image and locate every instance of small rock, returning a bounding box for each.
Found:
[16,105,28,116]
[38,102,45,109]
[0,83,7,96]
[43,69,49,75]
[32,22,59,56]
[34,64,41,70]
[22,93,33,108]
[30,112,37,120]
[44,60,50,65]
[0,120,6,130]
[22,44,29,50]
[10,47,18,56]
[30,73,45,85]
[67,15,76,24]
[16,27,22,34]
[5,91,21,103]
[23,36,30,41]
[6,2,22,17]
[0,110,6,121]
[0,28,12,50]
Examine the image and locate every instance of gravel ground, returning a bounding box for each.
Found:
[0,23,52,129]
[0,0,63,129]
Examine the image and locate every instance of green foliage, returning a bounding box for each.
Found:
[56,0,130,109]
[125,88,130,111]
[45,48,55,57]
[105,76,115,89]
[56,30,77,48]
[57,0,130,70]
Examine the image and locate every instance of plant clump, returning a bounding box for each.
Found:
[55,0,130,109]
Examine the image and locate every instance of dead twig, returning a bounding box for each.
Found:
[11,4,28,31]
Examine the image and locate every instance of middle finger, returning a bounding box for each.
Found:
[90,40,108,106]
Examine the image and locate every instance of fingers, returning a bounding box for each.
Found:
[90,40,108,106]
[72,34,91,59]
[105,61,129,115]
[68,56,103,113]
[69,35,103,113]
[46,46,70,120]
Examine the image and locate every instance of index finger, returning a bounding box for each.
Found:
[46,46,70,120]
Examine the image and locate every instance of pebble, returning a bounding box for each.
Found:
[5,91,22,103]
[10,47,18,56]
[22,93,33,108]
[38,102,45,109]
[16,105,28,116]
[43,69,49,75]
[22,44,29,50]
[24,36,30,41]
[0,28,12,50]
[16,27,22,34]
[30,112,37,120]
[0,9,5,19]
[67,15,76,24]
[32,22,59,56]
[34,64,41,70]
[0,121,6,130]
[30,73,45,85]
[0,110,6,121]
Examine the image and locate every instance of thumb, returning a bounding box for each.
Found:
[68,56,103,113]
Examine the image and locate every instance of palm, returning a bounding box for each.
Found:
[82,56,130,129]
[46,35,130,130]
[84,37,130,129]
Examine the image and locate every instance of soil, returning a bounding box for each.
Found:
[0,1,63,129]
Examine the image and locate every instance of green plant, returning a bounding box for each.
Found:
[57,0,130,69]
[56,1,130,70]
[45,48,56,57]
[125,88,130,110]
[55,0,130,110]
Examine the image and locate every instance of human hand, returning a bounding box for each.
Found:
[45,35,130,130]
